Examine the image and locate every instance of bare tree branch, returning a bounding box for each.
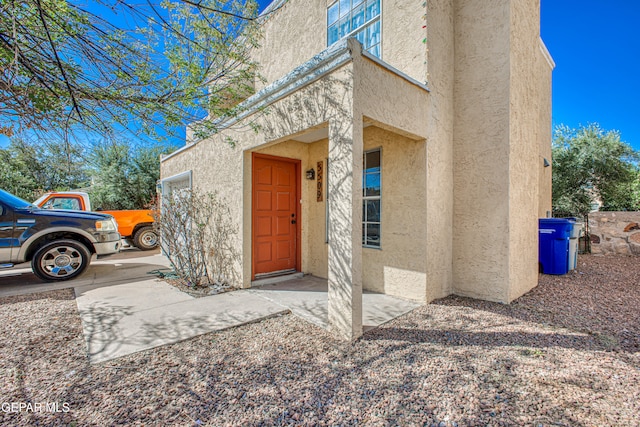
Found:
[34,0,83,119]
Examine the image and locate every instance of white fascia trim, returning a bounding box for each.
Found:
[162,39,354,163]
[260,0,288,18]
[539,37,556,70]
[161,141,195,162]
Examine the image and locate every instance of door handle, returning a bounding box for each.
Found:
[291,219,297,224]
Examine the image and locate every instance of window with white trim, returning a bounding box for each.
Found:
[327,0,381,58]
[363,148,381,247]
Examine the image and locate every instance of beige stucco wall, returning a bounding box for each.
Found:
[381,0,428,83]
[253,0,428,89]
[254,126,428,303]
[164,0,552,318]
[424,0,455,302]
[352,52,430,302]
[356,56,429,139]
[163,48,431,304]
[507,0,543,302]
[254,0,326,88]
[537,39,554,219]
[360,127,427,301]
[162,64,356,287]
[451,0,548,303]
[306,140,330,277]
[452,0,511,302]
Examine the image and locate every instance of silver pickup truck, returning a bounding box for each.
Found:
[0,189,121,281]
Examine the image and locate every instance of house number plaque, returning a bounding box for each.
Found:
[317,161,323,202]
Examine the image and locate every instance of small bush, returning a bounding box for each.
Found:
[157,189,239,288]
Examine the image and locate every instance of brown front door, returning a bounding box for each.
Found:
[252,154,300,278]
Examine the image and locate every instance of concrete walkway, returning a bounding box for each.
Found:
[248,275,422,331]
[76,280,289,363]
[2,251,421,363]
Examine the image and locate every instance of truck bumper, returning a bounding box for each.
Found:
[94,238,122,258]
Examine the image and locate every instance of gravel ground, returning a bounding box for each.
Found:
[0,255,638,426]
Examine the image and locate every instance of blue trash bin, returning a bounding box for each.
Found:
[539,218,572,275]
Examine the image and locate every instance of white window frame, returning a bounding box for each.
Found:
[327,0,382,58]
[161,170,192,198]
[363,147,381,248]
[159,170,193,257]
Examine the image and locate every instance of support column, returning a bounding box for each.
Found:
[327,115,363,340]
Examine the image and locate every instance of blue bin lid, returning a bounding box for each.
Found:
[539,218,572,224]
[539,218,572,238]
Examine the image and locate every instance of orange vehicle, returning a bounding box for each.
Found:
[34,192,158,250]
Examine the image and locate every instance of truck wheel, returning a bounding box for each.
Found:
[133,226,159,251]
[32,240,90,282]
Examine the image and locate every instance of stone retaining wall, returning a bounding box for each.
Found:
[588,212,640,255]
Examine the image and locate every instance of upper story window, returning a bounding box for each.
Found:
[327,0,381,58]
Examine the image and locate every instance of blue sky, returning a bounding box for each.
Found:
[3,1,638,151]
[541,0,640,150]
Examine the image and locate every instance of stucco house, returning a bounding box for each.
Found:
[160,0,554,340]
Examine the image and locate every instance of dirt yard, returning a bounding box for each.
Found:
[0,255,638,426]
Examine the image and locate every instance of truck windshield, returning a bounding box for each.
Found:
[0,190,37,209]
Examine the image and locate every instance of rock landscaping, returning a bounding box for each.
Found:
[589,211,640,255]
[151,269,236,298]
[0,255,638,426]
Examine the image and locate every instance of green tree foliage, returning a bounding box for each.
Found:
[0,0,260,140]
[552,124,640,216]
[88,141,173,210]
[0,138,88,200]
[632,170,640,209]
